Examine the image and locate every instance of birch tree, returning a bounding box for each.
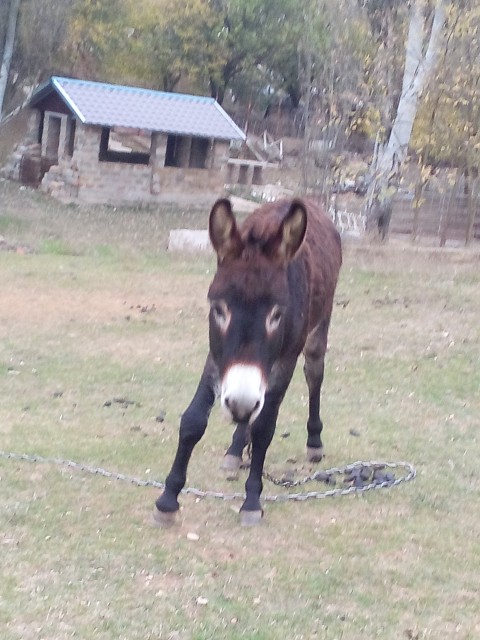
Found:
[0,0,21,119]
[366,0,448,238]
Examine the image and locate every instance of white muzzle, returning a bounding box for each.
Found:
[221,364,266,424]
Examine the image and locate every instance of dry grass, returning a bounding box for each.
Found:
[1,179,480,639]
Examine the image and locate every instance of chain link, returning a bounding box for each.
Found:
[0,450,416,503]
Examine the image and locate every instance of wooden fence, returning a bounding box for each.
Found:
[390,191,480,246]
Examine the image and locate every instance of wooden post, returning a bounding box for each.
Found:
[412,171,425,242]
[465,170,479,246]
[439,169,460,247]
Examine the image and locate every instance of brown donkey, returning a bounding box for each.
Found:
[154,198,342,525]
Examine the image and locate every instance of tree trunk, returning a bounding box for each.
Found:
[379,0,447,178]
[301,44,313,192]
[366,0,448,239]
[0,0,21,120]
[465,170,479,246]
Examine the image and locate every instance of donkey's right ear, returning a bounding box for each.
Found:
[209,199,244,263]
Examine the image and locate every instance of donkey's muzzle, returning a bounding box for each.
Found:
[221,364,266,425]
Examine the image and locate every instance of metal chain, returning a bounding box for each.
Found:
[0,450,416,503]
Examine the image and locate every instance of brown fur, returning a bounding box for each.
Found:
[155,198,342,524]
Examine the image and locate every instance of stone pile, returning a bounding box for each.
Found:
[1,142,41,185]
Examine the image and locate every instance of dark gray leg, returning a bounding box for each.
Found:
[222,422,248,478]
[226,422,249,458]
[154,359,217,525]
[303,320,329,462]
[304,356,325,460]
[240,396,280,525]
[239,361,296,525]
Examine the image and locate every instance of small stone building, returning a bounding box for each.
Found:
[3,76,246,204]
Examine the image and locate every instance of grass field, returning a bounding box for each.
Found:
[1,179,479,639]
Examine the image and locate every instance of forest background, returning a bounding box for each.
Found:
[1,0,480,242]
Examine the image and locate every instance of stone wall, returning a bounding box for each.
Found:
[1,111,41,183]
[39,124,231,204]
[0,109,33,166]
[40,157,80,200]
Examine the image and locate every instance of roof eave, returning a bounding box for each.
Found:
[28,78,54,107]
[74,119,245,141]
[51,77,86,123]
[28,77,86,123]
[214,101,246,141]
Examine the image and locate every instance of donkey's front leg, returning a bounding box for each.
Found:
[239,397,280,526]
[154,358,217,526]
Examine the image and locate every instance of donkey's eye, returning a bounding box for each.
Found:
[212,303,225,322]
[266,305,283,334]
[211,300,231,332]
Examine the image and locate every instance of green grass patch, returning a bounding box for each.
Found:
[0,213,27,234]
[38,238,79,256]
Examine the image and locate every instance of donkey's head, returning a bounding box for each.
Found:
[207,198,307,424]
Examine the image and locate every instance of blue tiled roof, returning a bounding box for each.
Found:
[31,76,246,141]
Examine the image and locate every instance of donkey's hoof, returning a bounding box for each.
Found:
[152,506,177,528]
[222,454,242,480]
[306,446,324,463]
[240,509,263,526]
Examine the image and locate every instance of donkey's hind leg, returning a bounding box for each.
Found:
[222,421,248,479]
[303,320,329,462]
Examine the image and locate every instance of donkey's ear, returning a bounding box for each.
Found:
[266,200,307,261]
[209,199,243,263]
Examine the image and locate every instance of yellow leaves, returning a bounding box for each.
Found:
[65,0,128,75]
[349,105,382,139]
[410,0,480,166]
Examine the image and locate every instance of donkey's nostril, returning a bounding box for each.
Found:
[223,396,262,424]
[224,396,240,418]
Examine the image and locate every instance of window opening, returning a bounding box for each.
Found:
[165,134,209,168]
[99,127,151,164]
[189,138,209,168]
[252,165,263,185]
[238,165,249,184]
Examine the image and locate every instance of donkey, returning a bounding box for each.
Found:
[154,197,342,526]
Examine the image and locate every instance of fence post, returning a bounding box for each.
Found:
[465,171,479,246]
[439,169,460,247]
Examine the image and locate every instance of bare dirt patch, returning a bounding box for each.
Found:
[1,284,123,331]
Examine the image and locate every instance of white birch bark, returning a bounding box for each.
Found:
[377,0,448,179]
[0,0,21,120]
[367,0,448,237]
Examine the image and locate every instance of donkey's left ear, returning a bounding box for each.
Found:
[269,200,307,261]
[209,198,244,263]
